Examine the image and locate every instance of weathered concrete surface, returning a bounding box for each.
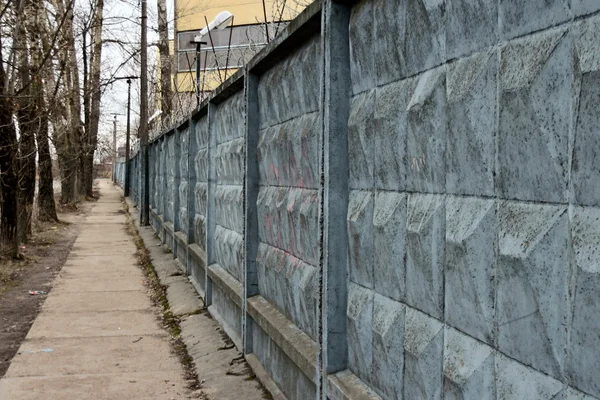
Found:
[133,200,271,400]
[166,276,203,316]
[121,1,600,398]
[0,180,190,399]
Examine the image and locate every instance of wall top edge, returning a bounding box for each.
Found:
[209,69,245,105]
[247,0,322,75]
[151,0,322,146]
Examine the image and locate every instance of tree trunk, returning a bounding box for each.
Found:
[157,0,172,126]
[53,0,84,203]
[0,58,19,257]
[17,4,37,242]
[85,0,104,197]
[36,109,58,222]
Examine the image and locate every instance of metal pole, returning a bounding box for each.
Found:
[140,0,150,225]
[196,41,201,107]
[124,78,131,197]
[112,115,117,183]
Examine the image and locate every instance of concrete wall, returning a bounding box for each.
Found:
[119,1,600,399]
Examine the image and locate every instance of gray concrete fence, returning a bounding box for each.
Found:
[117,1,600,398]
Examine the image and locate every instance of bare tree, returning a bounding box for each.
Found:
[157,0,172,124]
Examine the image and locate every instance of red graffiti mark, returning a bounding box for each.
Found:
[271,164,280,184]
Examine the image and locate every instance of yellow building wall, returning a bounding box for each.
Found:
[174,69,237,93]
[176,0,303,31]
[173,0,308,93]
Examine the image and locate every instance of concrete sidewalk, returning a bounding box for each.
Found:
[0,181,191,399]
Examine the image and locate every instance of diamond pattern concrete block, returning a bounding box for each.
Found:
[572,16,600,207]
[349,90,376,190]
[348,282,374,387]
[499,0,571,40]
[373,191,406,302]
[568,206,600,398]
[446,50,496,196]
[406,67,446,193]
[372,294,405,400]
[571,0,600,16]
[406,193,445,319]
[443,327,495,399]
[496,354,563,399]
[555,387,598,400]
[348,191,374,288]
[374,79,409,191]
[498,28,572,203]
[498,201,569,379]
[446,0,498,60]
[374,0,407,86]
[403,307,444,400]
[446,196,496,345]
[405,0,445,76]
[350,0,375,94]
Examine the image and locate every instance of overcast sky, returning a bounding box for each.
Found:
[97,0,174,147]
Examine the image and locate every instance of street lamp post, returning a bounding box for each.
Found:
[190,11,233,106]
[111,76,138,197]
[191,38,207,108]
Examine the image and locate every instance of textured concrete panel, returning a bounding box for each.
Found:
[405,0,445,76]
[258,35,320,128]
[571,0,600,16]
[406,66,446,193]
[350,0,375,94]
[216,138,245,186]
[446,0,497,60]
[572,16,600,206]
[373,0,407,86]
[214,226,243,282]
[256,243,319,340]
[446,50,496,196]
[257,187,319,266]
[347,282,373,387]
[499,0,570,40]
[373,191,406,302]
[195,115,209,149]
[496,354,563,399]
[166,135,176,222]
[556,387,598,400]
[195,148,208,183]
[443,327,495,399]
[215,185,244,234]
[348,191,374,288]
[568,206,600,397]
[498,28,572,203]
[258,113,320,188]
[446,196,496,345]
[403,307,444,400]
[374,79,409,191]
[349,90,375,189]
[214,91,245,144]
[406,193,445,319]
[498,201,569,379]
[194,182,207,250]
[179,130,189,234]
[372,294,405,399]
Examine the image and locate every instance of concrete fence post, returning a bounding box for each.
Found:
[320,0,352,383]
[243,71,260,354]
[171,129,182,260]
[162,136,169,243]
[187,117,198,275]
[205,103,218,307]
